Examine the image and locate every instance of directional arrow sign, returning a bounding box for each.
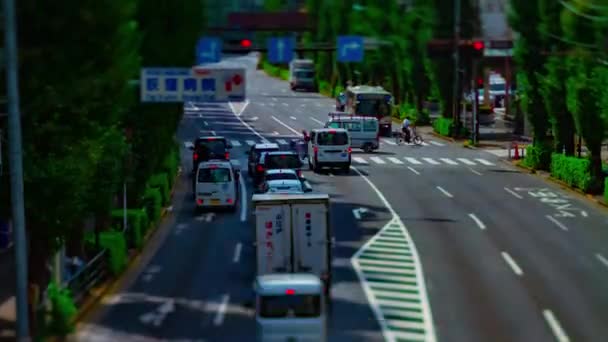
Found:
[196,37,222,64]
[337,36,364,62]
[352,207,368,220]
[267,37,295,64]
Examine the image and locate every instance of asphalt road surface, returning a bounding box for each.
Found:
[73,54,608,342]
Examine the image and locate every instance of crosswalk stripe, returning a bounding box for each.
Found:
[230,140,241,147]
[245,140,256,146]
[429,140,445,146]
[370,157,386,164]
[421,141,429,146]
[475,158,495,166]
[368,281,420,293]
[276,139,288,145]
[381,308,425,320]
[361,265,417,276]
[391,330,427,341]
[457,158,476,165]
[359,259,414,268]
[374,290,422,302]
[372,241,410,248]
[353,157,368,164]
[261,139,271,144]
[361,253,414,262]
[404,157,422,165]
[422,158,440,165]
[376,236,408,242]
[376,299,422,310]
[382,139,397,146]
[439,158,458,165]
[387,157,404,164]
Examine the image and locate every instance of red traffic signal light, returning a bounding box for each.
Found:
[473,41,484,50]
[477,78,484,87]
[240,39,252,48]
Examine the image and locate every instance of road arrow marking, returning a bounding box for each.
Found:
[205,213,215,222]
[352,207,368,220]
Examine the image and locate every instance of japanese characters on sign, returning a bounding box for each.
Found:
[140,67,246,103]
[265,220,274,258]
[305,212,312,247]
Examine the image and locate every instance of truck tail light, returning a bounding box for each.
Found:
[347,147,352,154]
[193,153,199,161]
[196,198,203,205]
[256,165,264,173]
[225,152,230,160]
[226,198,233,204]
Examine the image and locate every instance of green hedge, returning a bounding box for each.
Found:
[44,282,77,337]
[604,177,607,203]
[143,186,162,223]
[433,117,453,136]
[148,173,170,206]
[110,209,148,249]
[523,144,552,170]
[162,143,180,188]
[99,231,127,275]
[550,153,592,192]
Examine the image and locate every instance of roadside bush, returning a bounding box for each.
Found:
[604,177,608,203]
[432,117,453,136]
[523,144,552,170]
[318,80,332,97]
[162,144,180,188]
[279,69,289,81]
[550,153,592,192]
[110,209,148,249]
[99,231,127,275]
[44,282,77,337]
[148,173,170,206]
[142,187,162,223]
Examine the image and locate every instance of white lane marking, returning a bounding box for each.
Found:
[301,103,306,107]
[475,158,495,166]
[546,215,569,231]
[282,103,289,106]
[229,102,266,141]
[230,140,241,147]
[259,102,266,106]
[272,97,278,101]
[370,156,386,164]
[422,157,440,165]
[439,158,458,165]
[429,140,445,146]
[407,166,420,175]
[210,130,216,136]
[228,99,250,117]
[271,116,302,135]
[381,139,396,146]
[233,243,242,263]
[504,187,524,199]
[596,254,608,268]
[469,168,483,176]
[404,157,422,165]
[273,131,280,135]
[457,158,476,165]
[468,213,486,230]
[269,102,276,106]
[581,210,588,217]
[290,116,297,120]
[350,166,436,342]
[310,117,324,125]
[213,294,230,326]
[276,139,288,145]
[436,186,453,198]
[239,173,247,222]
[353,157,368,164]
[184,141,193,149]
[501,252,523,276]
[387,157,404,164]
[543,310,570,342]
[245,140,256,146]
[328,172,334,177]
[261,92,269,96]
[203,121,209,126]
[250,116,258,121]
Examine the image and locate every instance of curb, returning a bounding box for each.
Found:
[429,131,457,143]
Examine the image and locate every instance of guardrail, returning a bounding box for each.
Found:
[65,249,109,305]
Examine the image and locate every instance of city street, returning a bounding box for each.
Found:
[73,54,608,342]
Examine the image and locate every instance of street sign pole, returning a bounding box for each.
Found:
[3,0,30,339]
[452,0,461,128]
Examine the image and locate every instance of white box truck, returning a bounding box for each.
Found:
[289,59,316,92]
[252,193,333,296]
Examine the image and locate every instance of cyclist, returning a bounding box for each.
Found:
[401,116,411,143]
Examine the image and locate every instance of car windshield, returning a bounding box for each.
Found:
[196,139,227,158]
[197,168,231,183]
[265,172,298,181]
[259,294,321,318]
[355,99,390,117]
[295,71,314,78]
[317,132,348,145]
[266,155,301,169]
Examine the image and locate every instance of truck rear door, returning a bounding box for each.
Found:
[291,203,329,277]
[255,203,292,275]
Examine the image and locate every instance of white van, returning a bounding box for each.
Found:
[305,128,351,173]
[324,112,379,152]
[255,273,327,342]
[194,160,239,212]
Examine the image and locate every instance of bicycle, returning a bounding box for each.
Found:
[395,127,423,146]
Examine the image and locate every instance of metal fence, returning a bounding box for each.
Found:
[65,249,109,305]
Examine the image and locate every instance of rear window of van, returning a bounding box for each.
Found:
[198,168,231,183]
[363,120,378,132]
[317,132,349,145]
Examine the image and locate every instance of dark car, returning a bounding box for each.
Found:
[246,143,280,176]
[254,151,304,187]
[189,136,232,173]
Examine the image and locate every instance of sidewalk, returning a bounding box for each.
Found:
[0,248,16,340]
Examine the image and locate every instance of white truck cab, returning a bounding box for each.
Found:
[255,273,327,342]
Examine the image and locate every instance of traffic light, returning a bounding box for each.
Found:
[476,77,484,88]
[240,39,252,48]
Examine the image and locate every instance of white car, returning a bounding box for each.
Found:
[263,179,305,194]
[257,169,311,193]
[194,160,239,212]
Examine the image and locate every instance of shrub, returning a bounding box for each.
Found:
[98,231,127,275]
[148,173,170,206]
[44,282,77,337]
[604,177,608,203]
[110,209,148,249]
[162,144,180,188]
[143,187,162,223]
[550,153,592,192]
[523,144,552,170]
[279,68,289,81]
[432,117,453,136]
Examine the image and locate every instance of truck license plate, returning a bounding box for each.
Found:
[210,199,220,205]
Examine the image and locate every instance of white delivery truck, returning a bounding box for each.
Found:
[289,59,316,92]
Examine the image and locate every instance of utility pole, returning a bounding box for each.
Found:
[452,0,461,128]
[3,0,30,339]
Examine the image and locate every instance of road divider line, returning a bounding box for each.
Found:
[543,310,570,342]
[233,243,242,263]
[595,254,608,269]
[228,100,250,117]
[546,215,569,231]
[210,130,216,136]
[310,117,324,125]
[501,252,523,276]
[213,294,230,326]
[239,173,247,222]
[504,187,524,199]
[468,213,486,230]
[469,168,483,176]
[436,186,453,198]
[271,116,302,136]
[407,166,420,175]
[229,103,267,141]
[203,121,208,126]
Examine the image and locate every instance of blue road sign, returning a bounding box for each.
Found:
[337,36,364,62]
[196,37,222,64]
[267,37,295,64]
